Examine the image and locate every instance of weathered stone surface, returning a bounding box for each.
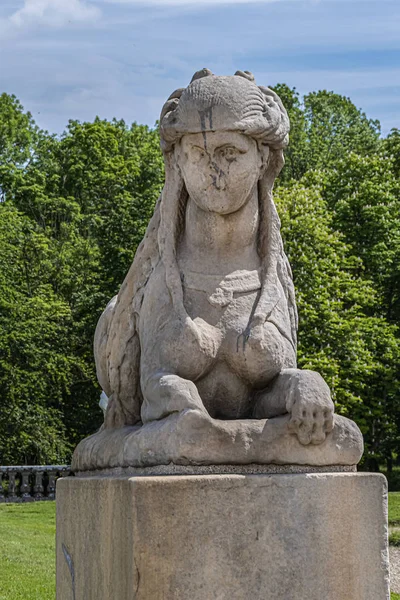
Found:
[72,69,364,470]
[56,472,389,600]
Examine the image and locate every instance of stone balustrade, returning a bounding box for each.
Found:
[0,466,71,502]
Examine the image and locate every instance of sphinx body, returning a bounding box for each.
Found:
[72,71,363,471]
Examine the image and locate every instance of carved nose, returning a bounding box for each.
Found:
[210,162,227,190]
[210,172,226,191]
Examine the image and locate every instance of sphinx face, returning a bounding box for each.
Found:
[176,131,268,215]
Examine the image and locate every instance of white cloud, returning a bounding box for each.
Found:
[8,0,100,29]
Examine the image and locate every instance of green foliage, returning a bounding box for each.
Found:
[271,85,308,183]
[272,85,380,183]
[0,205,79,462]
[53,118,163,292]
[0,93,40,180]
[383,128,400,179]
[323,152,400,323]
[303,90,380,169]
[386,470,400,493]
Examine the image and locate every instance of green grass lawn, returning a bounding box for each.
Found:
[390,492,400,526]
[389,492,400,547]
[1,496,400,599]
[0,502,55,600]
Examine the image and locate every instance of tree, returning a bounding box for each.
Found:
[271,84,308,183]
[272,86,381,184]
[0,204,84,463]
[55,119,164,293]
[323,151,400,326]
[303,90,380,169]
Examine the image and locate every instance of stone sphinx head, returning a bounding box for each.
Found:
[161,69,289,214]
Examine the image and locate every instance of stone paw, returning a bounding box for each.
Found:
[286,371,334,446]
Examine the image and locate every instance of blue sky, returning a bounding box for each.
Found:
[0,0,399,135]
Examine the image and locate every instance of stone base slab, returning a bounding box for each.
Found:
[56,472,389,600]
[77,462,356,477]
[71,413,363,472]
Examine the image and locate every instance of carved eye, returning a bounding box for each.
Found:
[220,146,240,161]
[192,146,206,160]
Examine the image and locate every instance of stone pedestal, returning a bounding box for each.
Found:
[56,472,389,600]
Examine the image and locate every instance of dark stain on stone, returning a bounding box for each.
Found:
[62,543,76,600]
[198,106,227,190]
[198,106,213,150]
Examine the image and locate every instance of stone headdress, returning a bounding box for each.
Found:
[160,69,289,151]
[97,69,298,429]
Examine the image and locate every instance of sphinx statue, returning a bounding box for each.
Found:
[72,69,363,471]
